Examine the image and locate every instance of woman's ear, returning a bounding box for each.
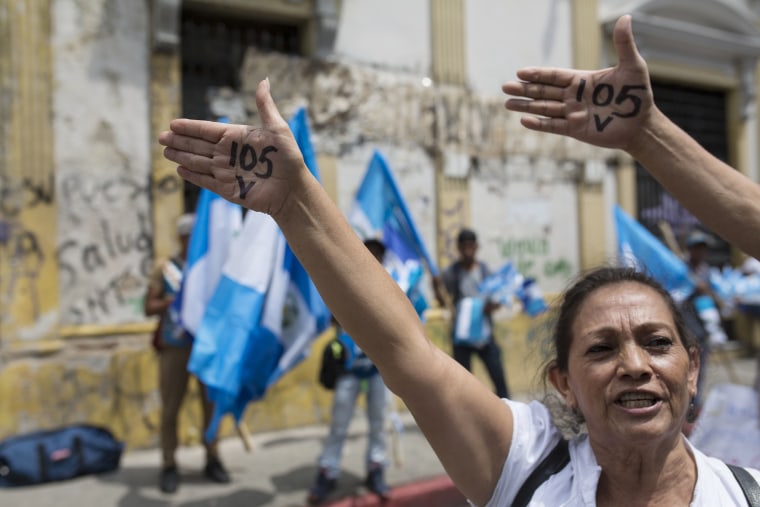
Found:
[687,345,700,399]
[548,362,577,410]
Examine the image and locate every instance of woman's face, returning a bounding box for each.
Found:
[551,282,699,447]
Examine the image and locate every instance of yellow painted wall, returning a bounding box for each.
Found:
[0,0,60,350]
[0,313,551,449]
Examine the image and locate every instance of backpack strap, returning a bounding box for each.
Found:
[511,438,570,507]
[727,464,760,507]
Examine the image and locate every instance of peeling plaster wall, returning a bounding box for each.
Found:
[240,49,599,291]
[470,160,580,294]
[52,0,152,325]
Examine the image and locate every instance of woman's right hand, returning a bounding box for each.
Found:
[159,78,309,217]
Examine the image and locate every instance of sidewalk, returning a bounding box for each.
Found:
[1,353,755,507]
[0,410,466,507]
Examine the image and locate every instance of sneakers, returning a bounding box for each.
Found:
[204,456,231,484]
[307,469,337,505]
[159,465,179,494]
[365,465,390,499]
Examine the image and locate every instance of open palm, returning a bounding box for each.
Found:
[502,15,653,151]
[159,79,307,216]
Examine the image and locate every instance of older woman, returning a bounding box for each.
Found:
[158,20,760,504]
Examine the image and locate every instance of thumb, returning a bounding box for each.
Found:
[613,15,642,68]
[255,78,287,128]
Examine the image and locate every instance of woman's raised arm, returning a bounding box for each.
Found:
[159,78,513,505]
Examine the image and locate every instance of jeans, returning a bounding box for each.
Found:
[453,339,510,399]
[318,373,388,479]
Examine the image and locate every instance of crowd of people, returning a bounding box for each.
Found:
[157,14,760,506]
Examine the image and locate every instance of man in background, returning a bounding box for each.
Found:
[308,238,392,504]
[433,228,509,399]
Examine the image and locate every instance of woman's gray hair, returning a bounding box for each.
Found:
[542,392,586,439]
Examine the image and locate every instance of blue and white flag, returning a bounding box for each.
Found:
[172,188,242,335]
[348,150,437,315]
[453,297,490,347]
[188,108,331,440]
[479,261,548,317]
[614,205,695,302]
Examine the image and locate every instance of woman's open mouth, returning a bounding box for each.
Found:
[616,392,660,409]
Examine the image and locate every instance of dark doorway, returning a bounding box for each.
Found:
[635,81,731,268]
[180,8,301,212]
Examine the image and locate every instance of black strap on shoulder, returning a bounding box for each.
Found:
[727,464,760,507]
[511,438,570,507]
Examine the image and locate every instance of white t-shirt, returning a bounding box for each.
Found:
[482,399,760,506]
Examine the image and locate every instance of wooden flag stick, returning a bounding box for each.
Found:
[236,421,254,453]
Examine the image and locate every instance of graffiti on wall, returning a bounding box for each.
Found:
[0,173,56,332]
[0,173,55,218]
[0,171,183,330]
[496,236,573,284]
[56,174,171,325]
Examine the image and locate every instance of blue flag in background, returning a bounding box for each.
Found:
[614,205,695,302]
[188,108,331,441]
[172,189,242,336]
[479,261,548,317]
[348,150,437,316]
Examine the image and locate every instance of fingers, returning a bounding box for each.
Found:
[159,130,217,157]
[166,119,228,143]
[505,99,566,118]
[503,81,567,101]
[520,116,570,137]
[163,147,214,175]
[255,78,287,129]
[506,67,576,89]
[613,14,641,68]
[177,166,224,196]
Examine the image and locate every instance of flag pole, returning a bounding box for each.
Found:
[236,421,254,453]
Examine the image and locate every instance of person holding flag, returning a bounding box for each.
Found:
[184,107,331,446]
[143,213,230,494]
[308,238,392,505]
[348,149,437,316]
[433,228,509,399]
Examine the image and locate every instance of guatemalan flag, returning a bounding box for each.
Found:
[479,262,548,317]
[171,188,242,335]
[188,108,331,440]
[348,150,437,316]
[614,205,695,302]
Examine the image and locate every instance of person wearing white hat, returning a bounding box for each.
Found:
[144,213,230,493]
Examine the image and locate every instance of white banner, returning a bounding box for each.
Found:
[689,383,760,468]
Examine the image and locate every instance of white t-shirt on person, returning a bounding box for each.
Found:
[480,399,760,506]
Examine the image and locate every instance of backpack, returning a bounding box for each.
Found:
[318,338,347,390]
[0,424,124,487]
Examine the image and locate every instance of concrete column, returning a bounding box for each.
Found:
[572,0,606,270]
[430,0,466,86]
[149,28,184,263]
